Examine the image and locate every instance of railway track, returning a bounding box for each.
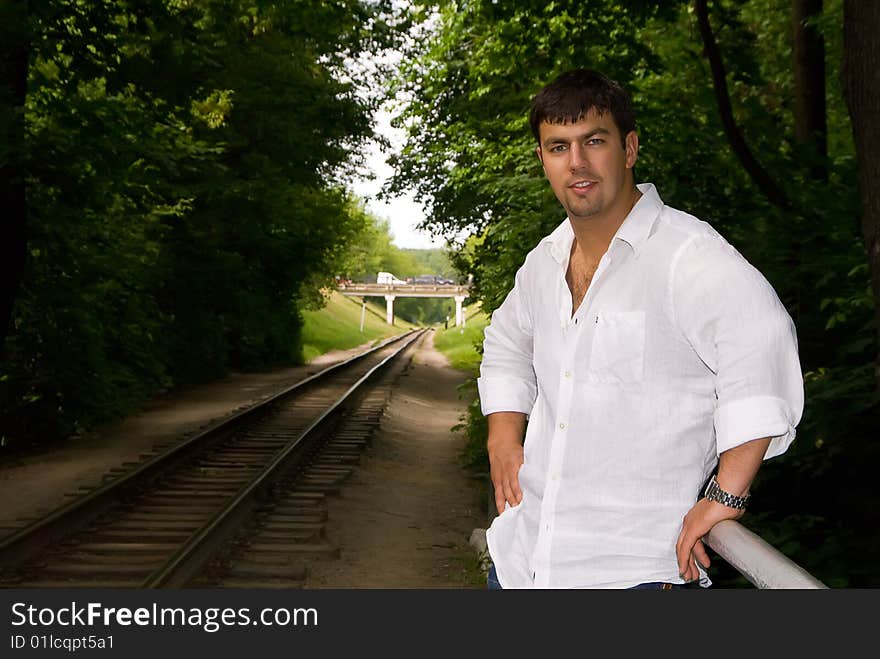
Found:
[192,382,394,588]
[0,329,428,588]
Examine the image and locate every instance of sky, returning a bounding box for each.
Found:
[350,103,443,250]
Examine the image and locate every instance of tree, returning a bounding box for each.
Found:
[842,0,880,395]
[0,0,29,349]
[694,0,793,212]
[792,0,827,182]
[1,0,402,445]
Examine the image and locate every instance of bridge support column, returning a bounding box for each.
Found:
[455,295,466,327]
[384,295,395,325]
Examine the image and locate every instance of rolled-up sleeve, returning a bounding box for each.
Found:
[477,259,538,416]
[671,235,804,459]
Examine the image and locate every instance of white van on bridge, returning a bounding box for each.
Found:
[377,271,407,285]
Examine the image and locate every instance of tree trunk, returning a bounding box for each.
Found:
[694,0,793,213]
[695,0,814,331]
[0,0,29,352]
[842,0,880,395]
[792,0,827,182]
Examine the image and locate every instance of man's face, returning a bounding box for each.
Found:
[535,109,638,222]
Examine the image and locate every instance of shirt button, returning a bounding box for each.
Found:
[564,371,571,378]
[559,422,566,429]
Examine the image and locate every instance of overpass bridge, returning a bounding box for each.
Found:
[337,282,472,325]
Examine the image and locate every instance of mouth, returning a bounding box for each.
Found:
[568,180,596,193]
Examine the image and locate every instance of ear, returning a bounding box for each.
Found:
[624,130,639,169]
[535,145,546,172]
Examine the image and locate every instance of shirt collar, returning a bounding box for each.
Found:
[542,217,576,265]
[542,182,664,264]
[615,183,663,255]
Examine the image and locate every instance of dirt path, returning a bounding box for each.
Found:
[304,332,485,588]
[0,334,486,588]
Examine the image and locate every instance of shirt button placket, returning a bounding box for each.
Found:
[539,302,581,588]
[536,409,568,587]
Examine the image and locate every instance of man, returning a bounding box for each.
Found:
[478,69,804,589]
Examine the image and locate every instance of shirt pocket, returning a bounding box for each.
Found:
[588,311,646,383]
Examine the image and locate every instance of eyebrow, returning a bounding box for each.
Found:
[542,127,611,148]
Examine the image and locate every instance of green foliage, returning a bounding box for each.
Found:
[395,0,877,585]
[1,0,405,447]
[399,248,457,279]
[336,208,420,282]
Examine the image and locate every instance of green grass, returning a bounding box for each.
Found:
[433,308,491,478]
[432,308,489,374]
[450,540,492,589]
[300,291,417,362]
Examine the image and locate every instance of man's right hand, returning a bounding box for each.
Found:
[487,412,527,514]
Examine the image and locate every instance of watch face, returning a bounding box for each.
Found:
[705,477,718,497]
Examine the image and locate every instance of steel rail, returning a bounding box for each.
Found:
[0,329,418,567]
[705,520,827,589]
[143,328,426,587]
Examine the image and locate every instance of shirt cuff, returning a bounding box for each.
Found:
[713,395,797,459]
[477,375,536,416]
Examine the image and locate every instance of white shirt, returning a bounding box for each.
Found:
[478,183,804,589]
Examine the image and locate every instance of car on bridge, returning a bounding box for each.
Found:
[413,274,457,285]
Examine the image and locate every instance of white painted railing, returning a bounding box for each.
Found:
[705,520,828,588]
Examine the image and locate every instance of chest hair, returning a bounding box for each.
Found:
[566,257,598,316]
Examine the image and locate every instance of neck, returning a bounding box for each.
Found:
[569,184,641,262]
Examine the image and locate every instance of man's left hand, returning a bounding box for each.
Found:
[675,498,744,583]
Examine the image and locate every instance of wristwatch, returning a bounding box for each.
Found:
[703,475,750,511]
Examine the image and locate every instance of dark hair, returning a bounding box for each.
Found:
[529,69,636,147]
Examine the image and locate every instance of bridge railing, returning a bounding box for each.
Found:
[337,283,470,293]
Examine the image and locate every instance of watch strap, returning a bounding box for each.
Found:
[703,475,749,511]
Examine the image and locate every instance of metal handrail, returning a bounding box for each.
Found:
[704,520,827,589]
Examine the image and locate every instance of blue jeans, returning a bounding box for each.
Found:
[487,564,503,590]
[628,581,700,590]
[486,564,700,589]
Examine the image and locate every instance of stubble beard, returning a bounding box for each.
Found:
[565,193,602,220]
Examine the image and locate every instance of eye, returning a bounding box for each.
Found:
[549,144,567,153]
[586,138,604,146]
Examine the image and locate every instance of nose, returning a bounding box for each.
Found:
[567,142,588,171]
